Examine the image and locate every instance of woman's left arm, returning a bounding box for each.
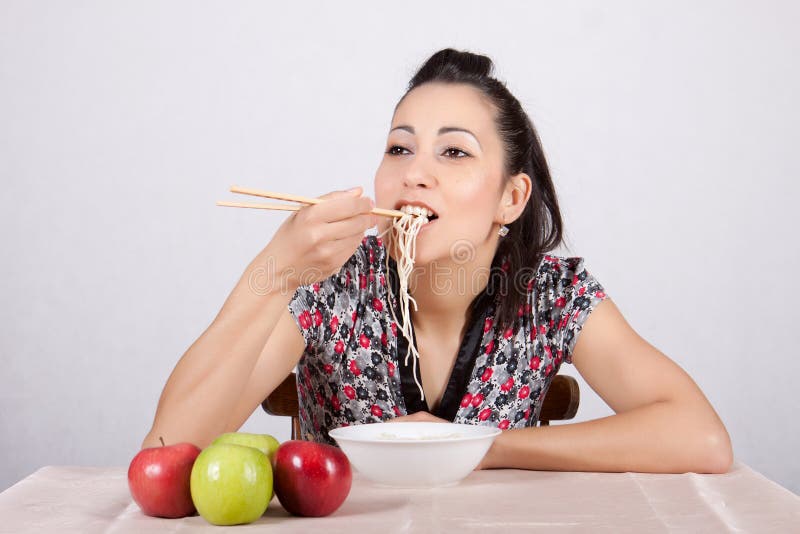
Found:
[480,298,733,473]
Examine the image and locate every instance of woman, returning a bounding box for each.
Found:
[143,49,733,474]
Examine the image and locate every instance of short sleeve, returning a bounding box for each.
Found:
[286,236,376,349]
[288,282,327,349]
[556,258,608,364]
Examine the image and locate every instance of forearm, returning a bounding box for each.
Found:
[143,250,294,448]
[482,400,733,474]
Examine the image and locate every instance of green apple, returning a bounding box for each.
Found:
[212,432,280,463]
[190,443,272,526]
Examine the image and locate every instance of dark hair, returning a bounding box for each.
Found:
[402,48,564,329]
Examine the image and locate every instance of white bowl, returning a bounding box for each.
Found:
[328,422,501,488]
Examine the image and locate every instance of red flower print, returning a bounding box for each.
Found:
[517,305,524,317]
[523,407,531,419]
[381,332,388,346]
[369,248,375,263]
[313,309,323,327]
[539,324,547,335]
[501,377,514,392]
[323,363,334,375]
[484,317,493,333]
[377,237,383,247]
[380,274,386,286]
[393,405,401,416]
[498,419,510,430]
[352,310,358,323]
[312,283,320,293]
[596,291,606,298]
[530,356,541,370]
[555,297,566,308]
[346,271,352,286]
[578,286,586,296]
[573,310,580,320]
[371,405,383,418]
[349,360,361,376]
[544,345,552,358]
[359,333,370,349]
[484,339,495,354]
[387,361,395,377]
[518,385,530,399]
[545,364,553,376]
[478,408,492,421]
[557,349,563,361]
[481,367,493,382]
[572,275,579,285]
[331,394,340,411]
[559,317,568,329]
[369,267,375,282]
[298,310,312,330]
[359,274,367,289]
[344,385,356,399]
[330,315,339,333]
[471,393,484,407]
[391,322,398,336]
[460,393,473,408]
[372,298,383,312]
[315,392,324,406]
[504,327,514,339]
[334,340,345,354]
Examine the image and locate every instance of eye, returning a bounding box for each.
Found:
[443,147,470,158]
[386,145,411,156]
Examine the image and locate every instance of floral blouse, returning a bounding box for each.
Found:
[288,235,607,444]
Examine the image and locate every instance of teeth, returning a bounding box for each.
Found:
[399,205,434,218]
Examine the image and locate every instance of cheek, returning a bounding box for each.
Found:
[373,162,396,206]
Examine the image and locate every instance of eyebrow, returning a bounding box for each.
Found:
[389,125,482,149]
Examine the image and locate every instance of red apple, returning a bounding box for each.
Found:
[273,440,352,517]
[128,437,201,518]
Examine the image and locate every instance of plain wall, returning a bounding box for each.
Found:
[1,1,798,494]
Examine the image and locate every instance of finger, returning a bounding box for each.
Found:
[321,213,378,242]
[311,195,374,224]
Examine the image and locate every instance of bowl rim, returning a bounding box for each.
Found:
[328,421,502,444]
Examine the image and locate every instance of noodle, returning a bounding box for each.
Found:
[381,210,429,401]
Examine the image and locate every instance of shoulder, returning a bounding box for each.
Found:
[530,254,607,308]
[533,254,594,289]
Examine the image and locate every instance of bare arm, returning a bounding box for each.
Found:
[477,298,733,473]
[141,188,377,449]
[141,254,301,449]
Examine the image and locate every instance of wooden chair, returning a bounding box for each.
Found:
[262,372,580,440]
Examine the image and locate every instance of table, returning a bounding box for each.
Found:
[0,462,797,533]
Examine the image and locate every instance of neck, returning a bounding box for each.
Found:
[406,247,496,336]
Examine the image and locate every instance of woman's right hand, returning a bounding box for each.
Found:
[259,186,377,292]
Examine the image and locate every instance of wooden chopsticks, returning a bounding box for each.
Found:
[217,185,405,219]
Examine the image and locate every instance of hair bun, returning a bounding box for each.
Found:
[408,48,494,88]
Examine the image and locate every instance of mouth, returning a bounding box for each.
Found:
[394,201,439,223]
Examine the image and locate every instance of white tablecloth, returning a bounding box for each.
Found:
[0,462,797,533]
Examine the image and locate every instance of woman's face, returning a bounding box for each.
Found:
[374,82,507,267]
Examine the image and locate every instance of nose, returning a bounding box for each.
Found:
[402,157,436,189]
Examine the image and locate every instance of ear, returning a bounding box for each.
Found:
[495,173,532,225]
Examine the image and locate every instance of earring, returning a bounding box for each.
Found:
[498,225,509,237]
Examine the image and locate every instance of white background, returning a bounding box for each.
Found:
[1,1,798,494]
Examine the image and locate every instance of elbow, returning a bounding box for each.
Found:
[697,430,734,474]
